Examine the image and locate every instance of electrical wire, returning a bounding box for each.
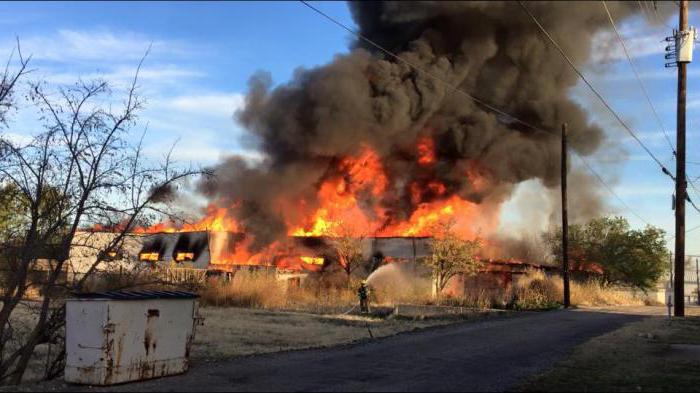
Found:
[686,179,700,214]
[637,1,650,22]
[300,0,655,228]
[604,1,700,217]
[300,1,557,139]
[519,1,675,182]
[574,153,653,226]
[603,1,676,155]
[650,1,676,30]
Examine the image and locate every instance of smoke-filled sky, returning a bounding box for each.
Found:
[0,1,699,254]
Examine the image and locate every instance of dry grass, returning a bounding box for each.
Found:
[1,266,654,386]
[1,301,64,385]
[568,280,648,307]
[199,272,358,313]
[508,271,561,310]
[521,312,700,392]
[199,269,648,313]
[192,306,457,360]
[200,273,287,309]
[508,270,647,310]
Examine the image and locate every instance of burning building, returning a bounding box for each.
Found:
[186,2,645,260]
[79,3,653,288]
[133,230,432,275]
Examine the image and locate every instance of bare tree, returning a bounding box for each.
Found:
[327,221,366,283]
[422,220,482,300]
[0,46,202,384]
[0,39,31,127]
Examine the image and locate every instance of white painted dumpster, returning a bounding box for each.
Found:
[65,290,200,385]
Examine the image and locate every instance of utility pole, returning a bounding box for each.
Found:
[696,258,699,305]
[671,0,693,317]
[670,251,674,286]
[561,123,570,308]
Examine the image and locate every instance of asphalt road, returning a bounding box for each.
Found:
[68,308,643,392]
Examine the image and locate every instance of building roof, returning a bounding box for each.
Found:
[72,289,199,300]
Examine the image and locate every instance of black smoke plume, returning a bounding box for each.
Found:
[199,1,649,251]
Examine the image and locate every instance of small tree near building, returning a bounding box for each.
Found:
[422,220,482,300]
[327,221,366,284]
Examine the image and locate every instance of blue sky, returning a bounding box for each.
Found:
[1,1,698,254]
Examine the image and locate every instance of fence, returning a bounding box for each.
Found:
[665,254,700,304]
[152,266,208,286]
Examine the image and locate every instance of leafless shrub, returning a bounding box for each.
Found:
[0,44,202,384]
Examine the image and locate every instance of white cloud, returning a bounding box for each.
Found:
[1,28,206,94]
[143,134,263,165]
[43,64,204,89]
[148,142,226,163]
[1,28,256,170]
[0,132,33,145]
[173,145,263,164]
[157,93,245,117]
[591,29,666,64]
[137,92,255,166]
[10,29,192,63]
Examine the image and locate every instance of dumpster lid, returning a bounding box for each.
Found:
[72,289,199,300]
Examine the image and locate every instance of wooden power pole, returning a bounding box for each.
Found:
[561,123,570,308]
[673,0,691,317]
[696,258,699,306]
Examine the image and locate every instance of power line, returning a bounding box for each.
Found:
[687,178,700,214]
[574,153,652,226]
[687,194,700,215]
[524,0,698,237]
[637,1,651,23]
[650,1,676,30]
[606,0,700,222]
[519,1,675,181]
[640,0,675,30]
[300,0,655,228]
[603,1,676,155]
[666,222,700,240]
[299,1,556,139]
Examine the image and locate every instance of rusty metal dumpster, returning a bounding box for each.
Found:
[65,290,200,385]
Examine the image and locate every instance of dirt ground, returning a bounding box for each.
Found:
[10,306,661,392]
[192,305,466,360]
[7,303,472,386]
[521,306,700,392]
[10,305,694,391]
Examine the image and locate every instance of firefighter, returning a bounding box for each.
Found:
[358,280,370,313]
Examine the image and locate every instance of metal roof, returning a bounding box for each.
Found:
[72,289,199,300]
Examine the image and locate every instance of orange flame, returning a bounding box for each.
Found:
[133,204,239,234]
[133,141,500,269]
[291,147,388,237]
[290,145,497,240]
[417,137,436,166]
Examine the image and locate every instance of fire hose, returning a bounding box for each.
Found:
[341,305,358,315]
[340,305,374,339]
